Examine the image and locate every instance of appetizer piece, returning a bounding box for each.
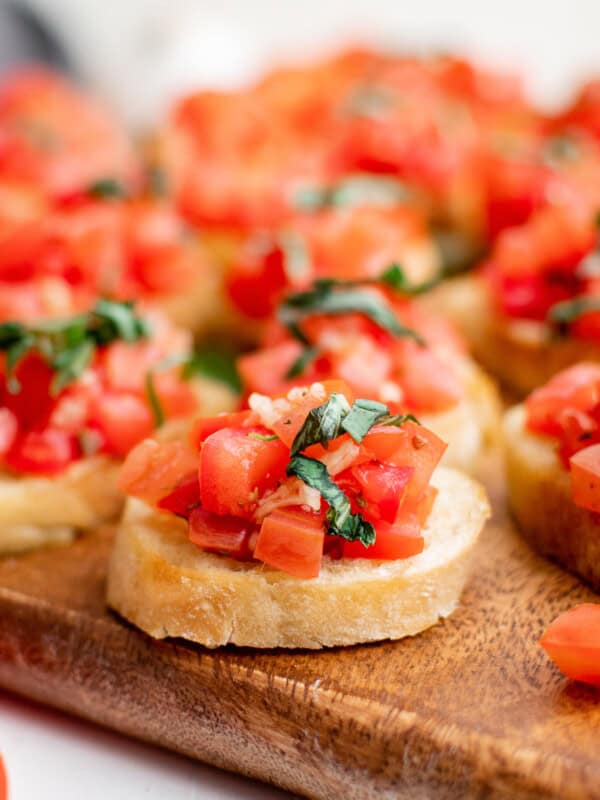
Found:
[108,381,490,648]
[433,205,600,394]
[237,277,499,472]
[0,188,220,335]
[541,604,600,686]
[504,363,600,589]
[0,67,137,200]
[0,301,227,555]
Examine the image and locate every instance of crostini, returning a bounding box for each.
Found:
[236,278,499,472]
[504,363,600,589]
[431,205,600,394]
[108,381,490,648]
[0,300,233,555]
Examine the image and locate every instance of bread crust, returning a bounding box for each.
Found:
[504,404,600,591]
[424,275,600,396]
[107,467,490,649]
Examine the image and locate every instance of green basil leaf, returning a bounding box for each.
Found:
[380,263,442,295]
[286,455,375,546]
[341,398,389,443]
[145,370,165,428]
[92,299,150,342]
[548,296,600,333]
[87,178,128,199]
[290,393,351,457]
[51,339,95,395]
[182,348,242,393]
[378,413,420,428]
[292,175,408,212]
[285,346,320,379]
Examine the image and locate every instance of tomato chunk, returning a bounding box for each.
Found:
[189,411,253,450]
[4,428,77,475]
[90,392,154,457]
[540,604,600,685]
[157,473,200,517]
[362,421,446,500]
[119,439,199,504]
[0,753,6,800]
[570,444,600,512]
[199,427,289,517]
[254,506,324,578]
[350,461,413,522]
[343,515,424,560]
[237,341,303,396]
[270,381,353,447]
[189,508,254,558]
[526,363,600,438]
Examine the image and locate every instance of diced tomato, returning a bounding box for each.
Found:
[89,392,155,457]
[526,363,600,438]
[349,460,413,522]
[237,341,303,396]
[153,372,199,419]
[0,408,17,455]
[227,244,288,319]
[190,410,254,449]
[403,485,439,527]
[188,507,254,558]
[570,444,600,512]
[362,420,446,500]
[392,341,463,412]
[540,604,600,685]
[254,506,324,578]
[157,472,200,518]
[343,515,424,560]
[4,428,78,475]
[1,352,56,430]
[199,427,289,517]
[119,438,199,504]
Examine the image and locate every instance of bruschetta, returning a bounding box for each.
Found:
[504,363,600,589]
[108,380,490,648]
[0,300,234,554]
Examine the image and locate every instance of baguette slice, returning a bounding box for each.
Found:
[504,404,600,591]
[107,467,490,649]
[423,275,600,396]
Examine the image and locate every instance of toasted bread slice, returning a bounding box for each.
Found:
[423,275,600,396]
[107,467,490,649]
[504,404,600,591]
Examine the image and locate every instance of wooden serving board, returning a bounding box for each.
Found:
[0,458,599,800]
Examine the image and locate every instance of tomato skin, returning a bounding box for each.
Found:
[343,461,413,523]
[0,753,6,800]
[254,506,324,578]
[1,353,56,430]
[343,516,424,560]
[189,507,254,558]
[570,444,600,512]
[540,604,600,685]
[237,341,303,396]
[362,421,446,500]
[157,473,200,518]
[190,411,254,450]
[4,428,78,475]
[526,363,600,438]
[118,439,199,505]
[199,427,289,517]
[227,244,288,319]
[0,408,17,455]
[391,341,463,412]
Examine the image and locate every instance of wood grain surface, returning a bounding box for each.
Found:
[0,457,599,800]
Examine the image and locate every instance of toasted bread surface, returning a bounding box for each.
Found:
[504,404,600,591]
[107,467,490,649]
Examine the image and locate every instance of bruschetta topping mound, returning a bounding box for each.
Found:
[525,362,600,510]
[237,278,466,414]
[484,205,600,340]
[0,301,200,475]
[119,381,447,579]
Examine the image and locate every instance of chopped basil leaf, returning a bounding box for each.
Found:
[278,280,424,345]
[548,296,600,333]
[247,432,279,441]
[286,455,375,546]
[0,300,150,395]
[285,346,320,379]
[87,178,128,199]
[380,263,442,295]
[145,370,165,428]
[290,392,351,457]
[341,398,388,443]
[378,413,420,427]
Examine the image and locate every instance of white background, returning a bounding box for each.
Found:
[3,1,600,798]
